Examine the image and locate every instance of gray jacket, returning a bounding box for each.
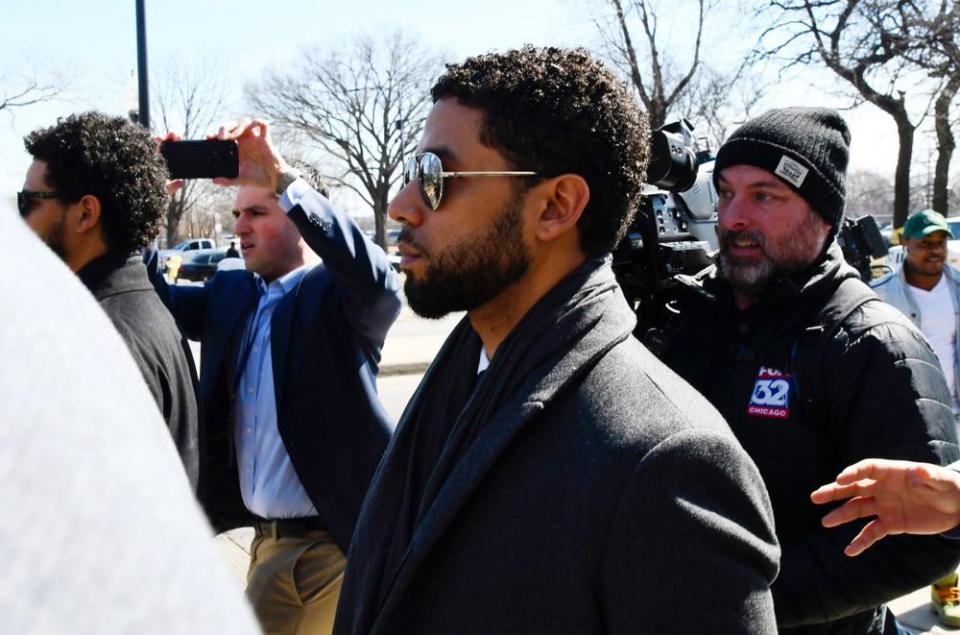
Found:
[871,265,960,405]
[335,260,780,635]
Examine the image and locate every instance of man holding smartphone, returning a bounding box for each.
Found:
[19,111,200,492]
[149,119,403,634]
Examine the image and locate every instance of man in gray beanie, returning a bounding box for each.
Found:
[661,107,960,635]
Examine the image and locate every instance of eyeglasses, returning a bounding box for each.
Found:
[403,151,537,211]
[17,190,61,218]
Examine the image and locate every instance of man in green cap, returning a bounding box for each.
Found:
[872,208,960,627]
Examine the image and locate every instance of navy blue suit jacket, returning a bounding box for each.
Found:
[148,190,403,551]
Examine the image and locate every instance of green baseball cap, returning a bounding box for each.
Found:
[903,209,954,239]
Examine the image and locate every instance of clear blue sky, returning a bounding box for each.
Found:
[0,0,913,215]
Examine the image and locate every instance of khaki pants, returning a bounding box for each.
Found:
[246,529,346,635]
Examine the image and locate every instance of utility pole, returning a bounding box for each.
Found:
[135,0,150,129]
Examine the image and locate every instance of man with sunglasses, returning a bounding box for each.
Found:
[146,119,403,634]
[332,47,779,635]
[20,111,200,492]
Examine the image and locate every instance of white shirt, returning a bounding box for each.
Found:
[908,274,959,412]
[478,347,490,375]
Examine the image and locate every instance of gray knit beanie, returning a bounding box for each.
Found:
[712,107,850,232]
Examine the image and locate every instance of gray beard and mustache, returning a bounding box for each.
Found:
[717,214,828,298]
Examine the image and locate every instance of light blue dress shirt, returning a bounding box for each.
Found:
[233,177,318,519]
[234,264,317,519]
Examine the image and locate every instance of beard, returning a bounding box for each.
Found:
[45,215,68,262]
[717,212,828,298]
[401,194,531,319]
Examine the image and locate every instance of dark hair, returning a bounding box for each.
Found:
[24,111,168,253]
[431,46,650,257]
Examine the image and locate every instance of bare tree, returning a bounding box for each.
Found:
[247,32,442,247]
[900,2,960,214]
[594,0,708,129]
[845,169,896,221]
[756,0,940,227]
[674,65,770,152]
[178,185,235,241]
[152,57,229,244]
[931,73,960,213]
[591,0,766,159]
[0,70,63,114]
[951,167,960,212]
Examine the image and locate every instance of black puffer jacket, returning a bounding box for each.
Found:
[662,242,960,635]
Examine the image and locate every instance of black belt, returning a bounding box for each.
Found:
[253,516,327,539]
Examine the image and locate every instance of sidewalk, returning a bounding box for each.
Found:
[378,303,462,376]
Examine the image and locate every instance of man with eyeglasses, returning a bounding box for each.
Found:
[147,120,403,635]
[20,111,200,492]
[332,46,779,635]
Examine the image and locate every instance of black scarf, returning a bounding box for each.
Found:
[348,256,636,628]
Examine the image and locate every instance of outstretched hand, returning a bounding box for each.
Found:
[210,119,291,190]
[811,458,960,557]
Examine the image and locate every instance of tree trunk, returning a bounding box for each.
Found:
[933,75,959,215]
[648,102,667,131]
[165,196,184,247]
[373,187,389,249]
[892,111,915,229]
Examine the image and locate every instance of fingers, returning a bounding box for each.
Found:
[153,132,182,153]
[833,458,898,486]
[216,118,269,141]
[811,481,867,504]
[820,496,876,528]
[216,120,243,140]
[165,179,185,195]
[843,518,888,557]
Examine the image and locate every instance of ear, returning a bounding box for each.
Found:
[73,195,102,235]
[531,174,589,243]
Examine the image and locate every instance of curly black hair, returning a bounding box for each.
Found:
[431,46,650,258]
[24,111,168,253]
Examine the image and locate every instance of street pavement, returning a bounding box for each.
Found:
[204,298,957,634]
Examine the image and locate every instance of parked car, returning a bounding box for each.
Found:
[177,249,228,282]
[159,238,216,274]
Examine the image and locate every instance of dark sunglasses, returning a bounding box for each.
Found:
[17,190,61,218]
[403,151,537,211]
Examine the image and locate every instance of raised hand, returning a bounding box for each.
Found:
[811,458,960,556]
[210,119,291,190]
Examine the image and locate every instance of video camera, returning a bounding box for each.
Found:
[612,119,888,336]
[612,119,718,335]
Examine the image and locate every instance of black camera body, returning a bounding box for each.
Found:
[612,119,718,334]
[160,139,239,180]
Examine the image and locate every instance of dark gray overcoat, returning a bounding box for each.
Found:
[78,252,200,491]
[335,260,781,635]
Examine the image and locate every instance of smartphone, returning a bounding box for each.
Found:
[160,139,239,180]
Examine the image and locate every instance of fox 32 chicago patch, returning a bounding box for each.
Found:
[747,367,791,419]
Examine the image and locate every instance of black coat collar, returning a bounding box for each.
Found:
[76,251,152,300]
[700,241,860,341]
